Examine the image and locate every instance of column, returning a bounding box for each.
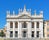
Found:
[45,22,47,38]
[13,21,15,38]
[39,21,43,38]
[6,21,10,38]
[34,22,36,38]
[18,22,22,38]
[28,22,31,38]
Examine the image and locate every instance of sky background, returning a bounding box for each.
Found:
[0,0,49,29]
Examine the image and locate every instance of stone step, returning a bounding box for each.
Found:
[4,38,43,40]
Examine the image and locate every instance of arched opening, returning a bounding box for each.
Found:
[15,22,18,28]
[22,22,27,28]
[37,22,39,28]
[32,22,34,28]
[10,22,13,28]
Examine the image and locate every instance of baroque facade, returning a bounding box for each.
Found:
[6,6,44,38]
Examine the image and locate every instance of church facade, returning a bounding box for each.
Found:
[6,6,44,38]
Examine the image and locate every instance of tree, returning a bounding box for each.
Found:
[0,30,5,37]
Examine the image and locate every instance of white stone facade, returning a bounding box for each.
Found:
[6,6,43,38]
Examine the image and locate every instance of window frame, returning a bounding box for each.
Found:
[10,22,13,28]
[32,22,34,28]
[22,22,27,28]
[10,31,13,37]
[37,22,39,28]
[31,31,34,37]
[15,31,18,37]
[15,22,18,28]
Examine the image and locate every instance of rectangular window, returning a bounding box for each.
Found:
[10,31,13,37]
[37,31,39,37]
[23,31,26,37]
[37,22,39,28]
[31,31,34,37]
[32,22,34,28]
[15,31,18,37]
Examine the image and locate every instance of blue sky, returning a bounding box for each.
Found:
[0,0,49,28]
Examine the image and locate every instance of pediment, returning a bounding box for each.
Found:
[17,14,31,19]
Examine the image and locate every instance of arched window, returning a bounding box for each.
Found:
[32,22,34,28]
[15,22,18,28]
[10,22,13,28]
[37,22,39,28]
[22,22,27,28]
